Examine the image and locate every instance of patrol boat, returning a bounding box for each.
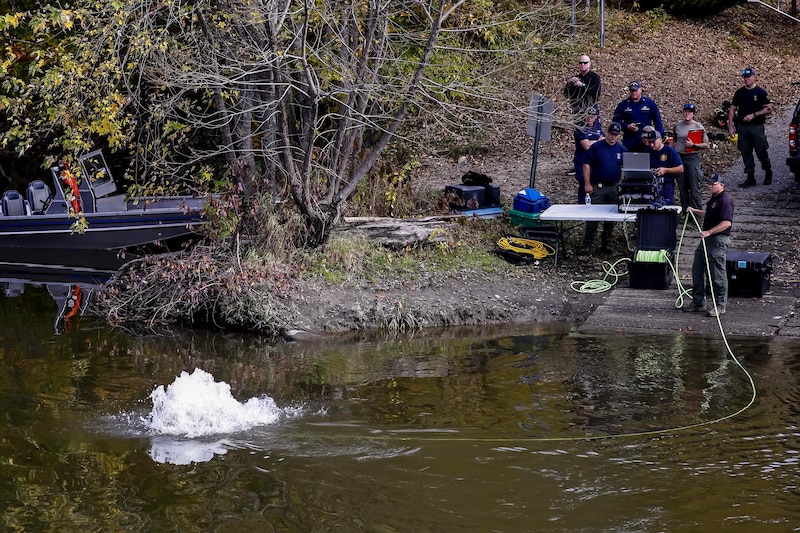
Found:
[0,150,208,251]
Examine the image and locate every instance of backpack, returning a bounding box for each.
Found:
[713,100,732,128]
[461,171,492,187]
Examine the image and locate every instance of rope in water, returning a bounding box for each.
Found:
[365,208,757,443]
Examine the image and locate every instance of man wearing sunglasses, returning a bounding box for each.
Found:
[564,54,602,118]
[729,67,773,187]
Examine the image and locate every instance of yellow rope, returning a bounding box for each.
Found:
[496,237,555,259]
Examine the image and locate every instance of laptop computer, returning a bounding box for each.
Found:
[622,152,654,182]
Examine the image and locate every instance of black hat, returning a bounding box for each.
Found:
[708,172,725,184]
[683,103,696,111]
[586,105,600,115]
[608,122,622,134]
[742,67,755,77]
[641,126,659,141]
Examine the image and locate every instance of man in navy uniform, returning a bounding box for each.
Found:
[613,80,664,151]
[642,126,683,205]
[573,105,604,203]
[581,121,627,254]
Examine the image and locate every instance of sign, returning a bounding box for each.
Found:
[526,94,553,140]
[526,93,554,188]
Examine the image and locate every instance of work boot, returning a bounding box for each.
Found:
[682,301,706,313]
[764,169,773,185]
[738,173,756,188]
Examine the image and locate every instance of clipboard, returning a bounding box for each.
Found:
[686,130,703,152]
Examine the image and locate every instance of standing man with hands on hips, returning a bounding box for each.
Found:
[729,67,773,188]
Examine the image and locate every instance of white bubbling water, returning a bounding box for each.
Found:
[143,368,300,438]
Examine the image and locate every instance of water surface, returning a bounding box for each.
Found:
[1,285,798,532]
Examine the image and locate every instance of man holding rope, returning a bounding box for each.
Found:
[683,172,734,317]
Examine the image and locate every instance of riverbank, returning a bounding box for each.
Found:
[283,6,800,338]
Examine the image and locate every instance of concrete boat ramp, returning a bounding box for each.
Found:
[578,285,800,338]
[577,105,800,339]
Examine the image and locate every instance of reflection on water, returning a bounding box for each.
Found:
[0,249,124,334]
[1,292,799,531]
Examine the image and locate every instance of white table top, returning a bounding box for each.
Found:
[539,204,680,223]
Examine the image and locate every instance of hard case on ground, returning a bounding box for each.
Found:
[508,209,543,227]
[628,208,678,290]
[484,184,501,207]
[512,188,550,213]
[726,250,772,297]
[445,184,485,211]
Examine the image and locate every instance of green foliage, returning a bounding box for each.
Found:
[1,0,575,248]
[351,143,421,217]
[0,6,134,163]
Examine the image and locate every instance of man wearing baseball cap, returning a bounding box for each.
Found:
[683,172,734,317]
[573,105,605,203]
[642,126,683,205]
[581,121,627,254]
[729,67,773,187]
[612,80,665,151]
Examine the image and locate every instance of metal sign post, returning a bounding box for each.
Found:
[525,93,553,189]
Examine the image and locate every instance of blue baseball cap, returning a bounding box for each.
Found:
[608,122,622,134]
[742,67,755,77]
[708,172,725,184]
[628,81,641,91]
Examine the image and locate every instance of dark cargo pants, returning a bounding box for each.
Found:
[736,122,771,176]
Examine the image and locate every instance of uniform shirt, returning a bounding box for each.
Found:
[573,119,604,177]
[612,96,665,150]
[703,190,734,236]
[647,144,683,185]
[584,139,627,184]
[731,85,770,125]
[564,70,602,112]
[673,120,709,155]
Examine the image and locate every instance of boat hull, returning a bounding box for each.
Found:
[0,206,205,250]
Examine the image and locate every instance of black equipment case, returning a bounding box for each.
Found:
[726,250,772,297]
[617,153,661,212]
[628,208,678,290]
[618,173,661,212]
[445,184,486,210]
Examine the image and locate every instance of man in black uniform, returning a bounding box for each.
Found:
[728,67,773,187]
[683,173,734,317]
[564,54,602,118]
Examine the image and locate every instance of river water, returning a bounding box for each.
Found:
[1,283,799,532]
